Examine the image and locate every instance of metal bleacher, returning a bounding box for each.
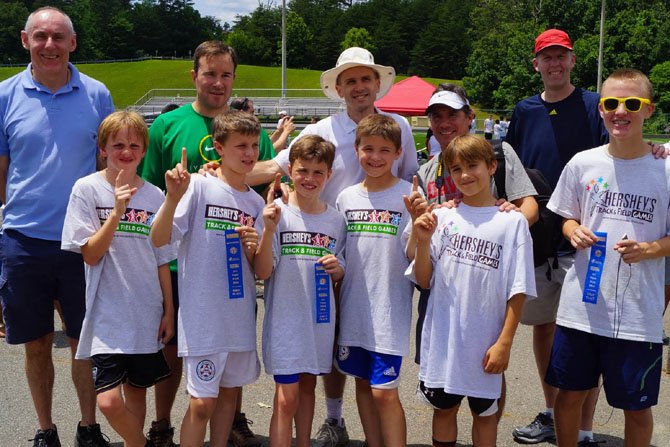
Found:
[129,88,346,124]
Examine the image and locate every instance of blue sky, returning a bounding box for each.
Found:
[191,0,264,26]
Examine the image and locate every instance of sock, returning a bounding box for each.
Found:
[544,407,554,418]
[326,397,343,424]
[579,430,593,441]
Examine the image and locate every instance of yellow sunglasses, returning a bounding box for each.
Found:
[599,96,651,113]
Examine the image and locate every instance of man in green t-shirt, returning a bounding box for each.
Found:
[141,41,262,447]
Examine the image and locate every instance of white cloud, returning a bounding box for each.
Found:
[191,0,276,26]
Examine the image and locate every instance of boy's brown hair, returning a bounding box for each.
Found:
[602,68,653,99]
[97,111,148,150]
[355,114,401,150]
[212,111,261,146]
[444,135,496,172]
[193,41,238,73]
[288,135,336,169]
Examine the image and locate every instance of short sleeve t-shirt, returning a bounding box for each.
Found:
[548,145,670,343]
[170,175,265,356]
[61,173,176,358]
[417,205,536,399]
[259,200,346,375]
[336,180,415,356]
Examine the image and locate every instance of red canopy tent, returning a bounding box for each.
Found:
[374,75,436,116]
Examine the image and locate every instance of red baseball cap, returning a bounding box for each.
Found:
[534,29,573,54]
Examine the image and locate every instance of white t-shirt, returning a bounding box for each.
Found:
[413,205,535,399]
[548,145,670,343]
[275,109,419,206]
[62,172,176,358]
[336,181,414,356]
[258,200,346,375]
[169,175,265,356]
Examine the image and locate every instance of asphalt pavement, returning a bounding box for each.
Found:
[1,293,669,446]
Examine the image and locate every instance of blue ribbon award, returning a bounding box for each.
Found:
[314,263,331,324]
[225,229,244,299]
[582,231,607,304]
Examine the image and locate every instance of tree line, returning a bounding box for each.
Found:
[0,0,222,63]
[1,0,669,130]
[228,0,670,130]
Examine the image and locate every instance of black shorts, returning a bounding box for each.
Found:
[91,351,171,394]
[415,288,430,364]
[417,381,498,417]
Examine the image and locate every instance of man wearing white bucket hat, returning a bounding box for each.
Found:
[248,47,418,447]
[249,47,418,205]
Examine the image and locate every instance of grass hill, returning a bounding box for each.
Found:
[0,60,457,109]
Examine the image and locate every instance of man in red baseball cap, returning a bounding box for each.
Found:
[506,28,608,446]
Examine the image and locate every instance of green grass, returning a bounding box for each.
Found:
[0,60,457,109]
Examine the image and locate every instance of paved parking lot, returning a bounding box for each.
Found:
[1,294,669,446]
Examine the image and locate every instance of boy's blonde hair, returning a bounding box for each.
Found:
[355,114,401,150]
[288,135,336,169]
[212,111,261,146]
[97,111,148,150]
[603,68,653,99]
[444,135,496,172]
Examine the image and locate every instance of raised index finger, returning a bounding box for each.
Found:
[115,169,125,188]
[412,175,418,192]
[180,147,188,169]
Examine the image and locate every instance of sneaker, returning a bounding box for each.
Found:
[229,412,262,447]
[74,423,110,447]
[577,437,605,446]
[314,418,350,447]
[30,426,61,447]
[146,419,176,447]
[512,412,555,443]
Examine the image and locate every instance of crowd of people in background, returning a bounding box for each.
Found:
[1,6,669,447]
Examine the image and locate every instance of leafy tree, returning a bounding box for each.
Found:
[340,27,375,52]
[0,2,30,64]
[282,11,313,68]
[651,61,670,114]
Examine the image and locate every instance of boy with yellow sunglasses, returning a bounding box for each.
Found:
[545,68,670,446]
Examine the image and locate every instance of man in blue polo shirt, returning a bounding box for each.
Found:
[0,6,113,447]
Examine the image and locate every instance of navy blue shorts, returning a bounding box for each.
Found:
[0,230,86,344]
[92,351,171,393]
[545,325,662,410]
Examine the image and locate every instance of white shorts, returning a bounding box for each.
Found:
[184,350,260,398]
[520,255,574,326]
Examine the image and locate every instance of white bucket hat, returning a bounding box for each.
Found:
[320,47,395,101]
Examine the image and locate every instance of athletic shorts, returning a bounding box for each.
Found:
[336,345,402,389]
[91,351,171,394]
[0,230,86,344]
[520,255,573,326]
[416,381,498,417]
[166,270,180,346]
[545,325,662,410]
[184,350,260,398]
[415,288,430,364]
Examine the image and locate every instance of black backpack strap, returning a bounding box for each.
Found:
[491,139,506,200]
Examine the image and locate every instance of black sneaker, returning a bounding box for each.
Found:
[146,419,177,447]
[229,413,262,447]
[30,426,61,447]
[74,423,110,447]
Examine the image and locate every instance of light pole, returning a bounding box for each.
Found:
[281,0,287,100]
[597,0,606,93]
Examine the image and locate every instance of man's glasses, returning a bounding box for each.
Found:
[600,96,651,113]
